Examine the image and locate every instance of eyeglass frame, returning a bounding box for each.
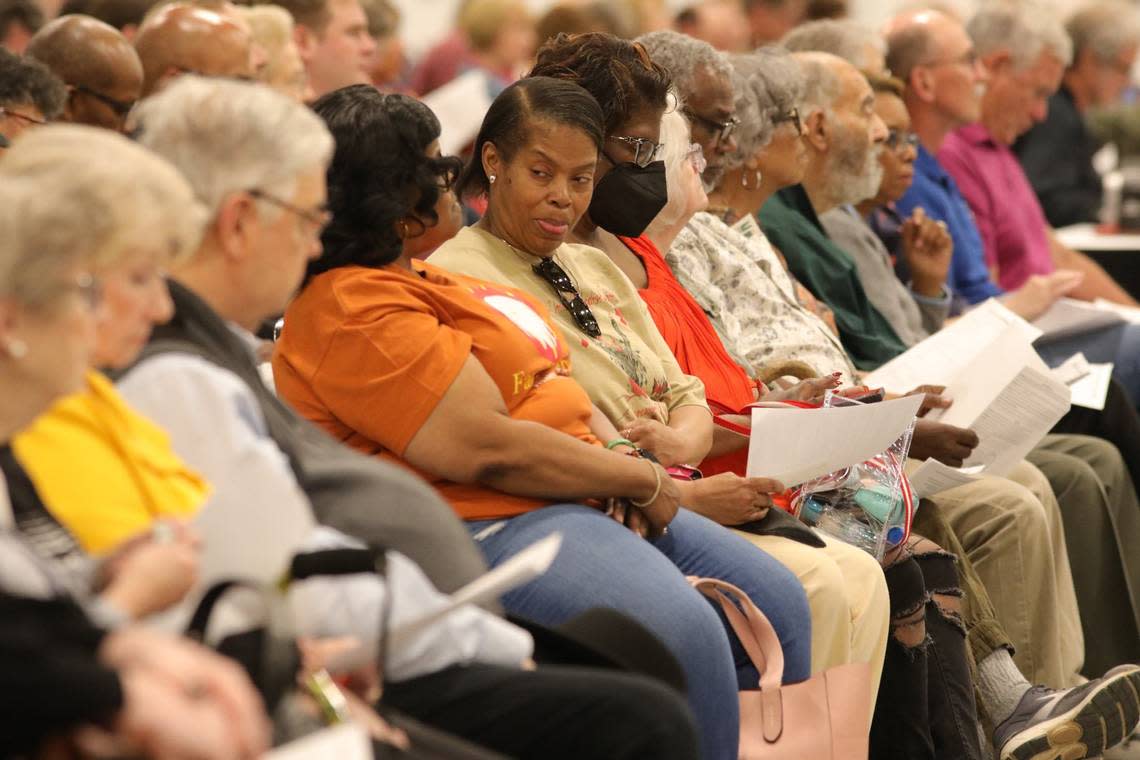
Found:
[531,257,601,338]
[247,188,332,233]
[884,128,920,154]
[683,108,740,147]
[0,106,47,126]
[771,106,803,135]
[608,135,665,168]
[71,84,136,118]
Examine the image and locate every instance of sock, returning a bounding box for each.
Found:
[977,648,1032,726]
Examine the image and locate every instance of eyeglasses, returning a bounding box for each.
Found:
[248,188,332,233]
[772,107,803,135]
[686,143,707,175]
[885,128,920,154]
[72,85,136,118]
[532,256,601,338]
[683,108,740,147]
[608,135,665,168]
[0,107,46,126]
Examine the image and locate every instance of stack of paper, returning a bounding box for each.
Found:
[1032,298,1125,341]
[864,300,1071,479]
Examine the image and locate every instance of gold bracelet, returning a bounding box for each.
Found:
[630,459,662,508]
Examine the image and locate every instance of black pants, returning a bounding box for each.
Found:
[383,663,700,760]
[871,552,982,760]
[1053,378,1140,491]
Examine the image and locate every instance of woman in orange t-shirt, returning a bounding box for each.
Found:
[272,82,813,760]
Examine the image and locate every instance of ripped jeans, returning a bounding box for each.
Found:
[870,534,983,760]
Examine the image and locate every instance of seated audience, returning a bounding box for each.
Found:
[266,0,373,98]
[0,125,270,760]
[501,30,889,702]
[133,2,256,95]
[25,14,141,132]
[830,71,1140,675]
[240,4,311,101]
[452,0,537,95]
[272,76,816,760]
[0,0,41,53]
[745,0,806,46]
[358,0,404,90]
[0,47,64,149]
[940,5,1137,307]
[1013,0,1140,227]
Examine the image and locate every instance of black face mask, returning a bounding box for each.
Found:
[587,159,668,238]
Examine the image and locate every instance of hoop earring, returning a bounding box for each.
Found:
[5,337,27,359]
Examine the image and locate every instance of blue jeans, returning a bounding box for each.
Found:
[466,505,812,760]
[1036,322,1140,405]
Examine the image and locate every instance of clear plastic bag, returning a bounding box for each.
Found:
[790,392,917,559]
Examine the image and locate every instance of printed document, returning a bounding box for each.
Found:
[747,395,923,486]
[1032,298,1124,341]
[908,459,985,498]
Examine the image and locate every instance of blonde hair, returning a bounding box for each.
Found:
[648,91,695,231]
[0,124,204,305]
[458,0,530,51]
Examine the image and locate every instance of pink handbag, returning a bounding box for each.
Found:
[690,577,872,760]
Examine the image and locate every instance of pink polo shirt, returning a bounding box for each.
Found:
[938,123,1056,291]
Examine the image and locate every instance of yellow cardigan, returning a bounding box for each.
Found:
[13,370,209,554]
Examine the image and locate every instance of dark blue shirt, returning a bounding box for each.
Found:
[896,144,1004,305]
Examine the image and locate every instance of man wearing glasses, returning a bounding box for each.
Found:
[638,30,740,191]
[26,15,141,133]
[0,48,64,150]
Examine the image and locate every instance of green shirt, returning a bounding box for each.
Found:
[758,185,907,370]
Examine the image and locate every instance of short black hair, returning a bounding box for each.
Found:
[309,85,462,275]
[528,32,672,135]
[0,0,44,38]
[0,48,66,118]
[457,75,604,200]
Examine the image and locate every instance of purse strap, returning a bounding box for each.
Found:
[689,576,784,691]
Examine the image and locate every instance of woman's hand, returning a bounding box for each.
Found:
[763,373,842,404]
[100,526,200,619]
[680,473,785,527]
[606,498,650,539]
[900,207,953,298]
[623,419,690,467]
[903,384,953,417]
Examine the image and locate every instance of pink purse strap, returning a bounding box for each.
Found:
[689,576,785,691]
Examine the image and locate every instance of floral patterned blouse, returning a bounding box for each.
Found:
[666,212,859,383]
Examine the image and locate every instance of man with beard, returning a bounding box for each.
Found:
[756,51,901,370]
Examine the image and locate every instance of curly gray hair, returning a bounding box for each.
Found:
[729,47,806,167]
[635,29,732,102]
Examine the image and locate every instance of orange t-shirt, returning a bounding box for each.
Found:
[272,260,599,520]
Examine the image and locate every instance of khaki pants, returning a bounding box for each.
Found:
[734,529,890,705]
[913,459,1084,688]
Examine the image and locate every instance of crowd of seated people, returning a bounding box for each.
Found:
[4,1,1140,759]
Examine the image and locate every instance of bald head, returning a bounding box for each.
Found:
[884,9,958,83]
[26,14,142,131]
[133,3,253,96]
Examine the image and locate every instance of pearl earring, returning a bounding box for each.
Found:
[5,337,27,359]
[489,174,497,184]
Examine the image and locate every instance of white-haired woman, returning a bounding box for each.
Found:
[0,124,269,759]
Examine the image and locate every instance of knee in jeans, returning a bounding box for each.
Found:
[883,555,929,653]
[891,606,927,650]
[912,550,966,633]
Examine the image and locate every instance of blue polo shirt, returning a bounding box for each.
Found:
[896,144,1004,305]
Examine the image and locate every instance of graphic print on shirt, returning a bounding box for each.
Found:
[593,315,670,407]
[471,285,562,363]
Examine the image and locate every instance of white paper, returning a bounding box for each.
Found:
[421,69,494,155]
[265,725,371,760]
[747,395,923,487]
[908,459,985,498]
[1093,297,1140,323]
[930,329,1071,476]
[1070,362,1114,411]
[863,299,1040,392]
[1031,298,1124,342]
[1050,352,1091,385]
[387,532,561,650]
